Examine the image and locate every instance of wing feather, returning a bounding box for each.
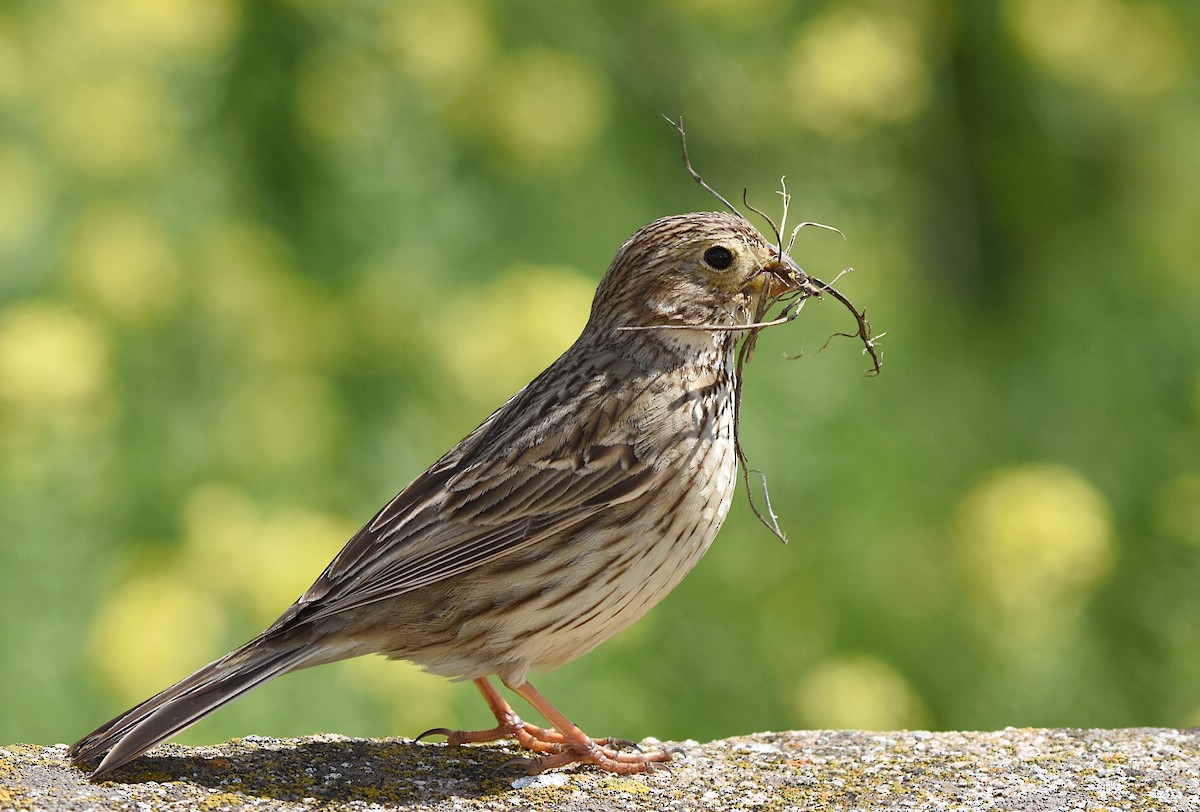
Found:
[279,356,664,626]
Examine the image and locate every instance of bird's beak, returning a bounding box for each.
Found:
[757,255,807,299]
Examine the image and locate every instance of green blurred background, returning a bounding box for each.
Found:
[2,0,1199,749]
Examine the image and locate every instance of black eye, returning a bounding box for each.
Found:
[703,245,733,270]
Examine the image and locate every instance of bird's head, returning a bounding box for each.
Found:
[587,211,806,341]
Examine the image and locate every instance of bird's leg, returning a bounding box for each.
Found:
[503,679,672,774]
[418,677,567,753]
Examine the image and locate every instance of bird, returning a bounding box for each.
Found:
[69,210,817,778]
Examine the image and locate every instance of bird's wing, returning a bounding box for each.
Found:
[277,365,663,626]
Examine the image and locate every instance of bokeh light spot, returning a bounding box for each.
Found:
[0,303,110,409]
[67,0,239,59]
[66,203,183,325]
[385,0,494,94]
[88,569,225,702]
[786,7,931,136]
[181,484,353,624]
[1007,0,1188,99]
[955,465,1113,641]
[436,264,594,405]
[42,71,179,176]
[477,51,610,167]
[342,657,457,733]
[796,654,927,730]
[0,144,49,248]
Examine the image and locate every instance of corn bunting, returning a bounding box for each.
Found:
[70,209,842,777]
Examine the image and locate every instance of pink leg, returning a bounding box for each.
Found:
[418,677,570,754]
[503,679,671,775]
[419,677,667,773]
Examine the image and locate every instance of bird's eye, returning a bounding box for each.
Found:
[703,245,734,270]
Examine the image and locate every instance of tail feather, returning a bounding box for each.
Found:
[69,638,318,778]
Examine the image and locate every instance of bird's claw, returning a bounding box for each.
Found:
[414,727,453,744]
[514,739,671,775]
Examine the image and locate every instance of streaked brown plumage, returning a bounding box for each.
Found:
[70,211,810,777]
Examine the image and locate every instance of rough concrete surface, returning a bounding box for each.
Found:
[2,728,1198,811]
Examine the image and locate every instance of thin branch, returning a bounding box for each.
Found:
[615,307,805,333]
[742,188,782,256]
[786,220,845,255]
[733,315,788,544]
[804,273,884,376]
[665,116,742,218]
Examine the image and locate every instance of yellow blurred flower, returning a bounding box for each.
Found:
[1007,0,1188,99]
[796,654,926,730]
[34,0,237,66]
[102,0,239,58]
[0,302,110,409]
[473,50,611,167]
[385,0,495,95]
[180,483,354,624]
[435,264,595,405]
[88,568,226,702]
[955,465,1113,641]
[0,144,49,248]
[66,203,184,325]
[41,70,179,177]
[786,5,933,137]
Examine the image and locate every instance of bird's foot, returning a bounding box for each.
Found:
[421,676,671,774]
[418,715,566,753]
[508,736,671,775]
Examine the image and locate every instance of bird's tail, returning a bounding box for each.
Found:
[68,634,324,778]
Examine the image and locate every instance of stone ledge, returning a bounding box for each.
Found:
[3,728,1198,811]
